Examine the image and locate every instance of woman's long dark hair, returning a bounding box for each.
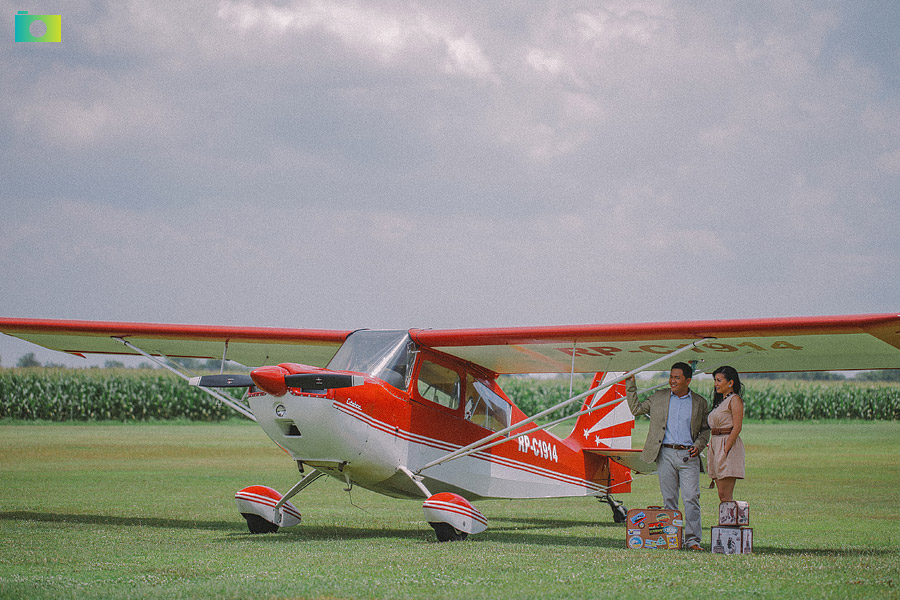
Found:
[712,365,743,409]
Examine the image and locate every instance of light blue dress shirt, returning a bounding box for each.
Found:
[661,390,694,446]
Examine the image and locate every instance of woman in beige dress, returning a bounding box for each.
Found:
[708,366,745,502]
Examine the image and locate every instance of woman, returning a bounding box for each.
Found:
[707,366,745,502]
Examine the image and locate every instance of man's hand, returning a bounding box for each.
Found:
[689,445,700,458]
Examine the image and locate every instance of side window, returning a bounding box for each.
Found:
[416,360,460,410]
[464,375,511,432]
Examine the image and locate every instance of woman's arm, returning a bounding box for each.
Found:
[724,395,744,456]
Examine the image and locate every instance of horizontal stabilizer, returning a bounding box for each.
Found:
[585,448,657,474]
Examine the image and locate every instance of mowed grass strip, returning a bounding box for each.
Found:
[1,421,898,600]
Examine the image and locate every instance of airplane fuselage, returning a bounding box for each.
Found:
[249,356,619,501]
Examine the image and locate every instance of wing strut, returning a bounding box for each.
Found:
[432,364,717,474]
[436,364,708,463]
[416,338,712,474]
[220,340,229,374]
[114,337,257,421]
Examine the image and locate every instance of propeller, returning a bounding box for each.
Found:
[283,373,365,390]
[188,374,254,388]
[247,365,367,397]
[187,370,364,393]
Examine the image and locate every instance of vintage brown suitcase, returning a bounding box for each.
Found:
[626,506,684,550]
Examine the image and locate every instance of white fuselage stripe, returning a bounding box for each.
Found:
[333,402,605,493]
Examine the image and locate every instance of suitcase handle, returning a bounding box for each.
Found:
[647,506,663,509]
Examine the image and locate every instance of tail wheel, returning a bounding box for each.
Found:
[429,522,468,542]
[600,496,628,523]
[242,513,279,534]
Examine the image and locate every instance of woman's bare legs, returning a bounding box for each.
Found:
[716,477,737,502]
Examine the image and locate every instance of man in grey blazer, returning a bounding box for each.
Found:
[626,362,710,551]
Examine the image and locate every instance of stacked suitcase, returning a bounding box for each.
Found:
[625,506,683,550]
[710,500,752,554]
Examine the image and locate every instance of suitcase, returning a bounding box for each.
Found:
[711,526,753,554]
[718,500,749,526]
[626,506,683,550]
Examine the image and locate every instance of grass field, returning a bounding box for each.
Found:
[1,420,898,599]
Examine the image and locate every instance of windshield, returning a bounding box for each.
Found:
[465,378,511,431]
[327,330,416,390]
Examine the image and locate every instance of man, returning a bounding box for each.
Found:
[626,362,710,551]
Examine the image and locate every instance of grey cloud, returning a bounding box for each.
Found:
[1,1,898,367]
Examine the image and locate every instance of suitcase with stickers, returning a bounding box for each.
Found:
[625,506,684,550]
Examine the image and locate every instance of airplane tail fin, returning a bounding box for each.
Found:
[564,372,635,493]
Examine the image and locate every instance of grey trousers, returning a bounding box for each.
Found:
[657,446,702,546]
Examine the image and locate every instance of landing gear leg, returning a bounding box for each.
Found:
[600,495,628,523]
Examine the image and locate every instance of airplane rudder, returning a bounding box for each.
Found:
[565,373,633,449]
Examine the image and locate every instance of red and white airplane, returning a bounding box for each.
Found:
[2,313,898,541]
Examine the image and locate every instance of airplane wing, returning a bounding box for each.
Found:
[3,313,899,374]
[0,318,352,367]
[411,313,900,374]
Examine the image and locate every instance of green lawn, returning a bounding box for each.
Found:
[1,420,898,599]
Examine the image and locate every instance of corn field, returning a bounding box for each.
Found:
[732,381,900,420]
[0,369,236,421]
[1,369,898,421]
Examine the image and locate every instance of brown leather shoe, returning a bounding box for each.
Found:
[685,543,703,551]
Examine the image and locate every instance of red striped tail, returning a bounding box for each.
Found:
[564,372,635,493]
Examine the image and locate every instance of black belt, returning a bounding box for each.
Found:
[662,444,692,450]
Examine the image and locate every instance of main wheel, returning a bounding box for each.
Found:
[429,522,468,542]
[242,513,280,534]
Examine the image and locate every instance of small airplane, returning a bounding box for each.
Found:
[2,313,898,541]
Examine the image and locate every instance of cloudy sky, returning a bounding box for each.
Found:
[1,1,899,365]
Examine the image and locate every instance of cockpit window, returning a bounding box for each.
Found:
[326,330,416,390]
[416,360,460,410]
[464,376,511,432]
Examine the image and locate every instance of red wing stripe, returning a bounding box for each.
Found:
[0,317,351,343]
[411,313,900,345]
